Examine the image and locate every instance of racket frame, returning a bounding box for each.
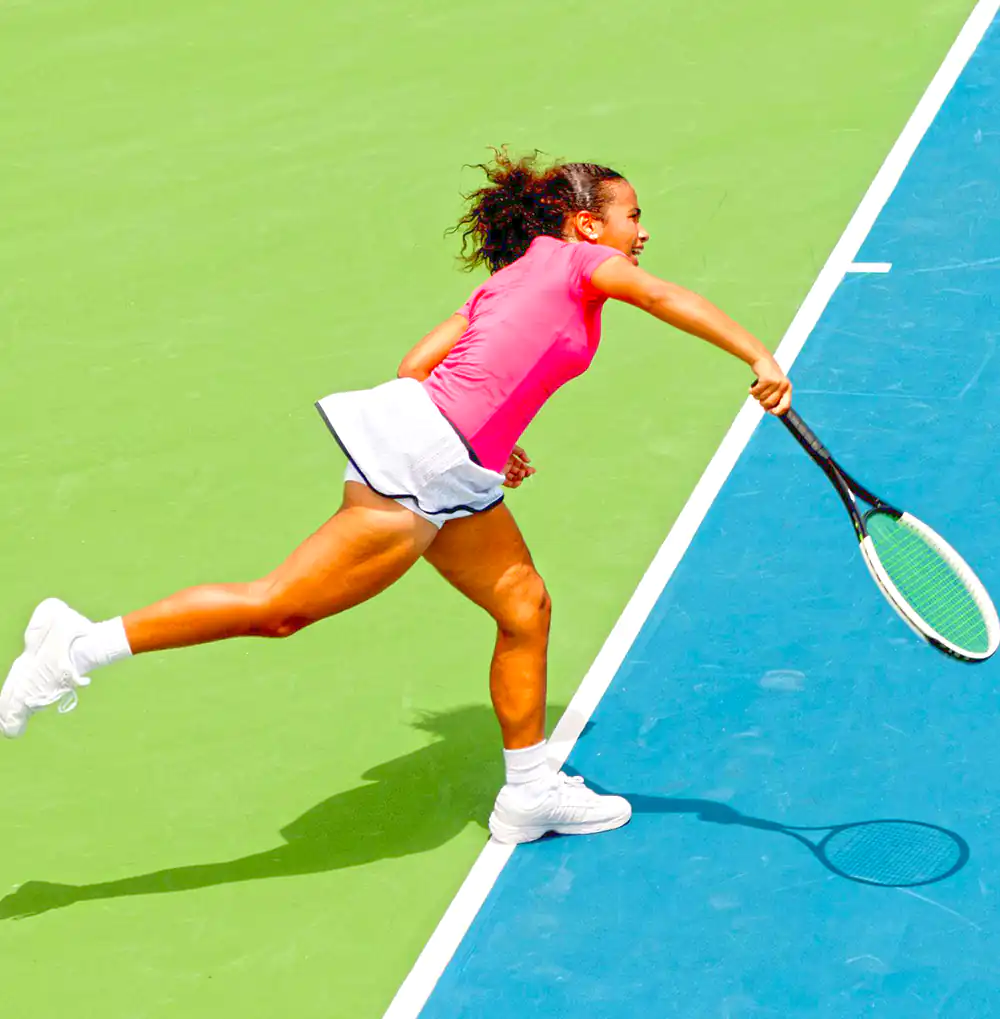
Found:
[781,408,999,662]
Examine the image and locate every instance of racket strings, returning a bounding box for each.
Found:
[866,514,989,652]
[822,822,962,886]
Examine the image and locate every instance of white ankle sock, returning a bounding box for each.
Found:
[69,617,133,676]
[503,741,553,791]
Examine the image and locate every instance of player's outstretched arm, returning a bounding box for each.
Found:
[590,257,791,415]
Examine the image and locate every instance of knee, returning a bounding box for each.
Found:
[246,581,312,639]
[495,569,551,640]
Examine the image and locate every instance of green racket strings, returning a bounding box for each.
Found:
[866,513,989,653]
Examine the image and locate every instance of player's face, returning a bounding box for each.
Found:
[595,181,649,265]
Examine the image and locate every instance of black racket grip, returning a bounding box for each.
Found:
[781,408,834,464]
[750,379,832,464]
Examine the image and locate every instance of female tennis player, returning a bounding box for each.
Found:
[0,151,791,844]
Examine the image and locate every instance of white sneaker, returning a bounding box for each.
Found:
[488,772,632,845]
[0,599,92,739]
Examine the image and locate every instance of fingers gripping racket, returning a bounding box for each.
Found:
[781,408,999,662]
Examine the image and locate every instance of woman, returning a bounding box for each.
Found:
[0,152,791,845]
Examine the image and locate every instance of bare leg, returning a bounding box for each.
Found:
[422,504,550,749]
[125,482,440,653]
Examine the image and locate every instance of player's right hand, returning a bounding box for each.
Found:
[750,357,792,416]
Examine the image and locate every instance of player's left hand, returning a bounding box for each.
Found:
[503,445,536,488]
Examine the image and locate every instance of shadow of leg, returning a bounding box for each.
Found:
[1,704,529,919]
[1,844,331,919]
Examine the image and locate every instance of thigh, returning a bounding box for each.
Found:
[263,481,440,618]
[423,503,543,617]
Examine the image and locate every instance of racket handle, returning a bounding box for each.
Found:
[779,404,896,516]
[750,379,833,464]
[781,408,834,463]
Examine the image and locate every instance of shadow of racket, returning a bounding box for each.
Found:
[590,788,970,887]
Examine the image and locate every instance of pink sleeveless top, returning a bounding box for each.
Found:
[422,236,625,472]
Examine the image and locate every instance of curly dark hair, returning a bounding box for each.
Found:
[451,148,625,274]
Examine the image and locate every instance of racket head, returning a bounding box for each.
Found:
[859,510,999,662]
[815,819,969,887]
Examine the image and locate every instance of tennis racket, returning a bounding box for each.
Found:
[778,408,998,662]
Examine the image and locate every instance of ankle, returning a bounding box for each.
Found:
[69,618,133,675]
[502,740,554,791]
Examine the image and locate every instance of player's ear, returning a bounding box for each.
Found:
[570,210,601,242]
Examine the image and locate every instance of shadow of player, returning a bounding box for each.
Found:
[1,704,521,920]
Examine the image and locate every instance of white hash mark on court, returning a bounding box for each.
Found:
[846,262,893,273]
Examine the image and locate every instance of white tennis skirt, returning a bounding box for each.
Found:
[315,377,506,527]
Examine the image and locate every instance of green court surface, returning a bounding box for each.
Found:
[0,1,975,1015]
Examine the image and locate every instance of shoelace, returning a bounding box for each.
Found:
[557,773,586,788]
[55,660,89,714]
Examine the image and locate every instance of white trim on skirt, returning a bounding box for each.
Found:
[315,378,506,528]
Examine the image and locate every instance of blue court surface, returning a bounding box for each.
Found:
[416,11,1000,1019]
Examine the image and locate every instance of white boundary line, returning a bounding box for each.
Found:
[382,4,1000,1015]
